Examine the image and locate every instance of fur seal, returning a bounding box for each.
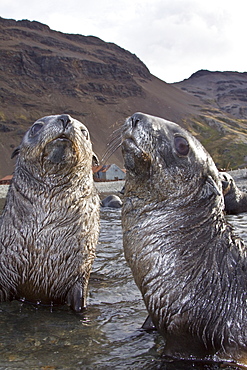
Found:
[219,171,247,214]
[120,112,247,365]
[0,114,100,312]
[101,195,122,208]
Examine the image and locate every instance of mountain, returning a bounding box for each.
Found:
[173,70,247,169]
[0,17,246,177]
[174,69,247,119]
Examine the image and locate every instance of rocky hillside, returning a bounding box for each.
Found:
[174,69,247,119]
[174,70,247,168]
[0,17,246,177]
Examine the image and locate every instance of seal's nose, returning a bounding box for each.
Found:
[58,114,72,129]
[131,113,145,127]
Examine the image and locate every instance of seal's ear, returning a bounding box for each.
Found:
[11,146,20,159]
[202,176,221,198]
[92,153,99,166]
[221,179,229,192]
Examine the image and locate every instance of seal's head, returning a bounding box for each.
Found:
[219,172,234,196]
[122,112,223,208]
[13,114,98,184]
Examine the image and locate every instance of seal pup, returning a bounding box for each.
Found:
[120,112,247,365]
[0,114,100,312]
[219,171,247,214]
[101,195,122,208]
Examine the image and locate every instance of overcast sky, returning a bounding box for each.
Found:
[1,0,246,83]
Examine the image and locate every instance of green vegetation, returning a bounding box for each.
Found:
[186,115,247,170]
[0,111,6,121]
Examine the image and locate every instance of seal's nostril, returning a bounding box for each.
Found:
[132,118,140,127]
[131,113,145,127]
[59,114,71,129]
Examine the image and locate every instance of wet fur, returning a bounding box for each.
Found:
[121,113,247,364]
[0,114,100,311]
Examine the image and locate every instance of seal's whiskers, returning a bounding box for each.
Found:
[101,127,122,164]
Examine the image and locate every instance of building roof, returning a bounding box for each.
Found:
[92,165,110,174]
[0,175,13,182]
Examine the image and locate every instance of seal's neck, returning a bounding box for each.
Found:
[14,163,92,192]
[122,185,228,294]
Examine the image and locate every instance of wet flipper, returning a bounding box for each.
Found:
[142,315,157,331]
[66,282,86,312]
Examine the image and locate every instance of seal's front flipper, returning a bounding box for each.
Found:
[66,282,86,312]
[142,315,157,331]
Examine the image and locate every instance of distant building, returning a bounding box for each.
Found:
[93,164,126,181]
[0,175,13,185]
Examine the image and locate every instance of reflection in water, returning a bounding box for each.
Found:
[0,208,246,369]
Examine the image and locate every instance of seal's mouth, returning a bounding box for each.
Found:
[44,134,73,150]
[51,134,72,143]
[122,137,139,150]
[121,116,150,158]
[42,135,75,166]
[123,136,134,144]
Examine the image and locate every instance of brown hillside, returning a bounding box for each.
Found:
[0,18,246,177]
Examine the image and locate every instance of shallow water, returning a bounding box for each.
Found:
[0,208,246,369]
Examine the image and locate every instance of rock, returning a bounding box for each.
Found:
[101,194,122,208]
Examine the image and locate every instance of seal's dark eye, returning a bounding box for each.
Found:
[174,136,189,156]
[29,122,43,137]
[81,129,89,140]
